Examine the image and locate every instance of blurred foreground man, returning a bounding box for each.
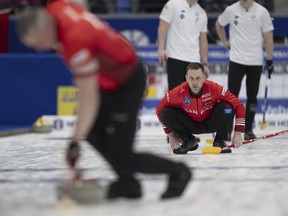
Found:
[17,0,191,199]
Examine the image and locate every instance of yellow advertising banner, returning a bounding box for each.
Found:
[145,86,157,98]
[57,86,79,115]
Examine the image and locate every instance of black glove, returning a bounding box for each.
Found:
[266,60,274,78]
[66,141,80,168]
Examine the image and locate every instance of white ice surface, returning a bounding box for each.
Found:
[0,128,288,216]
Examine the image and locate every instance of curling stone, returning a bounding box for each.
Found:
[56,180,107,204]
[32,117,53,133]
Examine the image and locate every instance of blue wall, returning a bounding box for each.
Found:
[0,54,72,126]
[1,16,288,128]
[8,16,288,53]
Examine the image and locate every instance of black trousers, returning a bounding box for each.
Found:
[159,102,234,140]
[167,58,190,90]
[228,61,262,132]
[87,62,182,181]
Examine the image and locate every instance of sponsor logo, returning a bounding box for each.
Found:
[251,15,257,21]
[202,97,212,102]
[224,108,232,114]
[184,108,198,115]
[70,49,90,66]
[200,106,213,115]
[221,87,227,96]
[142,121,161,128]
[204,101,212,106]
[183,96,191,105]
[266,105,288,114]
[53,119,64,130]
[166,92,170,102]
[202,93,211,98]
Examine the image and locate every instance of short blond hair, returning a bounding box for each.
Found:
[17,7,49,37]
[186,62,205,74]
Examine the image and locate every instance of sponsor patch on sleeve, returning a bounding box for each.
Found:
[222,87,227,96]
[70,49,99,75]
[70,49,91,67]
[224,108,232,114]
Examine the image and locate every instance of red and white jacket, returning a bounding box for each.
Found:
[47,0,137,91]
[156,80,246,134]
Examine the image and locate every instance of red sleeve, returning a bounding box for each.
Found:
[65,39,99,77]
[48,1,136,75]
[156,89,179,134]
[215,83,246,132]
[93,27,137,65]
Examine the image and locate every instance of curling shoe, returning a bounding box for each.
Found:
[213,138,232,154]
[161,163,192,199]
[107,178,142,199]
[173,136,199,154]
[244,131,256,140]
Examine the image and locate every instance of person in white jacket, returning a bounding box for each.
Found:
[157,0,210,90]
[215,0,274,140]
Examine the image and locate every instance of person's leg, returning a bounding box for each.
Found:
[244,65,262,138]
[204,102,235,147]
[159,107,207,154]
[88,63,191,199]
[110,64,191,199]
[166,58,189,90]
[159,107,207,139]
[228,61,246,97]
[86,63,146,198]
[227,61,246,138]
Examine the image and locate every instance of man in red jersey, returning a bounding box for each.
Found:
[157,62,245,154]
[17,0,191,199]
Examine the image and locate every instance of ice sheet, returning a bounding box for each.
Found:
[0,128,287,216]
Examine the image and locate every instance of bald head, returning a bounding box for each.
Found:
[18,7,49,36]
[17,7,57,51]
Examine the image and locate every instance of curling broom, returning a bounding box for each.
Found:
[260,67,271,129]
[202,129,288,154]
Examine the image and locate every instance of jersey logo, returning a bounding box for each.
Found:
[180,14,185,19]
[224,108,232,114]
[70,49,90,66]
[202,93,211,98]
[234,16,239,26]
[183,96,191,105]
[251,15,257,22]
[204,101,212,106]
[221,87,227,96]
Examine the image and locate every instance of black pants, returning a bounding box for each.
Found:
[167,58,190,90]
[87,62,183,181]
[228,61,262,132]
[159,102,234,140]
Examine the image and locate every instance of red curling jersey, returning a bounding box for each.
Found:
[156,80,246,134]
[47,0,137,91]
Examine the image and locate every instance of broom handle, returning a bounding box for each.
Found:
[228,129,288,148]
[262,71,270,123]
